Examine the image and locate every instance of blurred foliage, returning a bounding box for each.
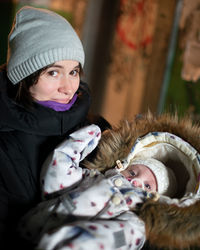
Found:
[15,3,73,24]
[0,1,15,65]
[164,45,200,121]
[0,1,73,65]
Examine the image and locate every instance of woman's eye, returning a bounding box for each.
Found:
[145,183,151,190]
[48,70,58,77]
[70,69,80,77]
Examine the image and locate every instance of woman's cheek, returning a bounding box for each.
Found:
[42,84,57,94]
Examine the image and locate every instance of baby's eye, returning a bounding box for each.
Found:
[129,170,136,177]
[48,70,58,77]
[144,183,151,190]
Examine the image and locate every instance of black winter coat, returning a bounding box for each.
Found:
[0,69,92,248]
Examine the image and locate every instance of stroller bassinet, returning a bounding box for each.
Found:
[84,112,200,249]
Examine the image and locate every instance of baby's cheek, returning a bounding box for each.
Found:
[121,171,129,179]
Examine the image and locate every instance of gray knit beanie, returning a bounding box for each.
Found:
[7,6,85,84]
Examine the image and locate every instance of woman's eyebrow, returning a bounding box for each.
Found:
[50,64,63,69]
[50,64,80,69]
[73,64,80,69]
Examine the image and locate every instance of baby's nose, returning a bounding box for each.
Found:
[131,179,143,189]
[132,180,140,187]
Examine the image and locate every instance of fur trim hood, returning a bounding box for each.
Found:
[84,112,200,249]
[84,112,200,171]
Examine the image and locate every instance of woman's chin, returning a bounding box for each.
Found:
[52,99,70,104]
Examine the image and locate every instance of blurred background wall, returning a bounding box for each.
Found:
[1,0,200,126]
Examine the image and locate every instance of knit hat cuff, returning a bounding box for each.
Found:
[131,158,177,196]
[8,47,84,84]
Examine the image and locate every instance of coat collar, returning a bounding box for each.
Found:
[0,70,91,135]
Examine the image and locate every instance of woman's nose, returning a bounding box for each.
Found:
[59,78,72,94]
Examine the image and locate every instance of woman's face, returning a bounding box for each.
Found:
[29,60,80,104]
[121,164,157,192]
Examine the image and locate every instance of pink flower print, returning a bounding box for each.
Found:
[66,243,74,248]
[53,159,57,166]
[59,184,64,189]
[97,132,101,137]
[99,243,105,249]
[88,225,97,230]
[104,201,108,207]
[88,131,94,135]
[126,197,132,205]
[136,238,141,245]
[67,170,72,175]
[91,201,96,207]
[119,223,124,228]
[72,157,76,161]
[107,211,113,216]
[104,224,109,228]
[74,139,84,142]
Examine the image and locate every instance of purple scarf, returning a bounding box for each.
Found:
[37,94,77,111]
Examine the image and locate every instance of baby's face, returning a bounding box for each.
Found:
[121,164,157,192]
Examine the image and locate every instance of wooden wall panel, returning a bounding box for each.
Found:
[101,0,177,125]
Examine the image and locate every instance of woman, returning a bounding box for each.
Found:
[0,6,109,248]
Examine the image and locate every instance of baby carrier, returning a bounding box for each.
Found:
[84,112,200,249]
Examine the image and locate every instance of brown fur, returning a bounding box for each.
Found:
[83,112,200,249]
[84,112,200,172]
[136,199,200,249]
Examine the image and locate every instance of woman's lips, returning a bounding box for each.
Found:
[52,98,71,104]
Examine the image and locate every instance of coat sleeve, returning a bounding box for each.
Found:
[0,145,34,248]
[0,184,9,241]
[18,173,147,248]
[0,181,31,248]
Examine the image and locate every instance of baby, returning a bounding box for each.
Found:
[116,157,177,197]
[41,124,177,198]
[18,124,177,250]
